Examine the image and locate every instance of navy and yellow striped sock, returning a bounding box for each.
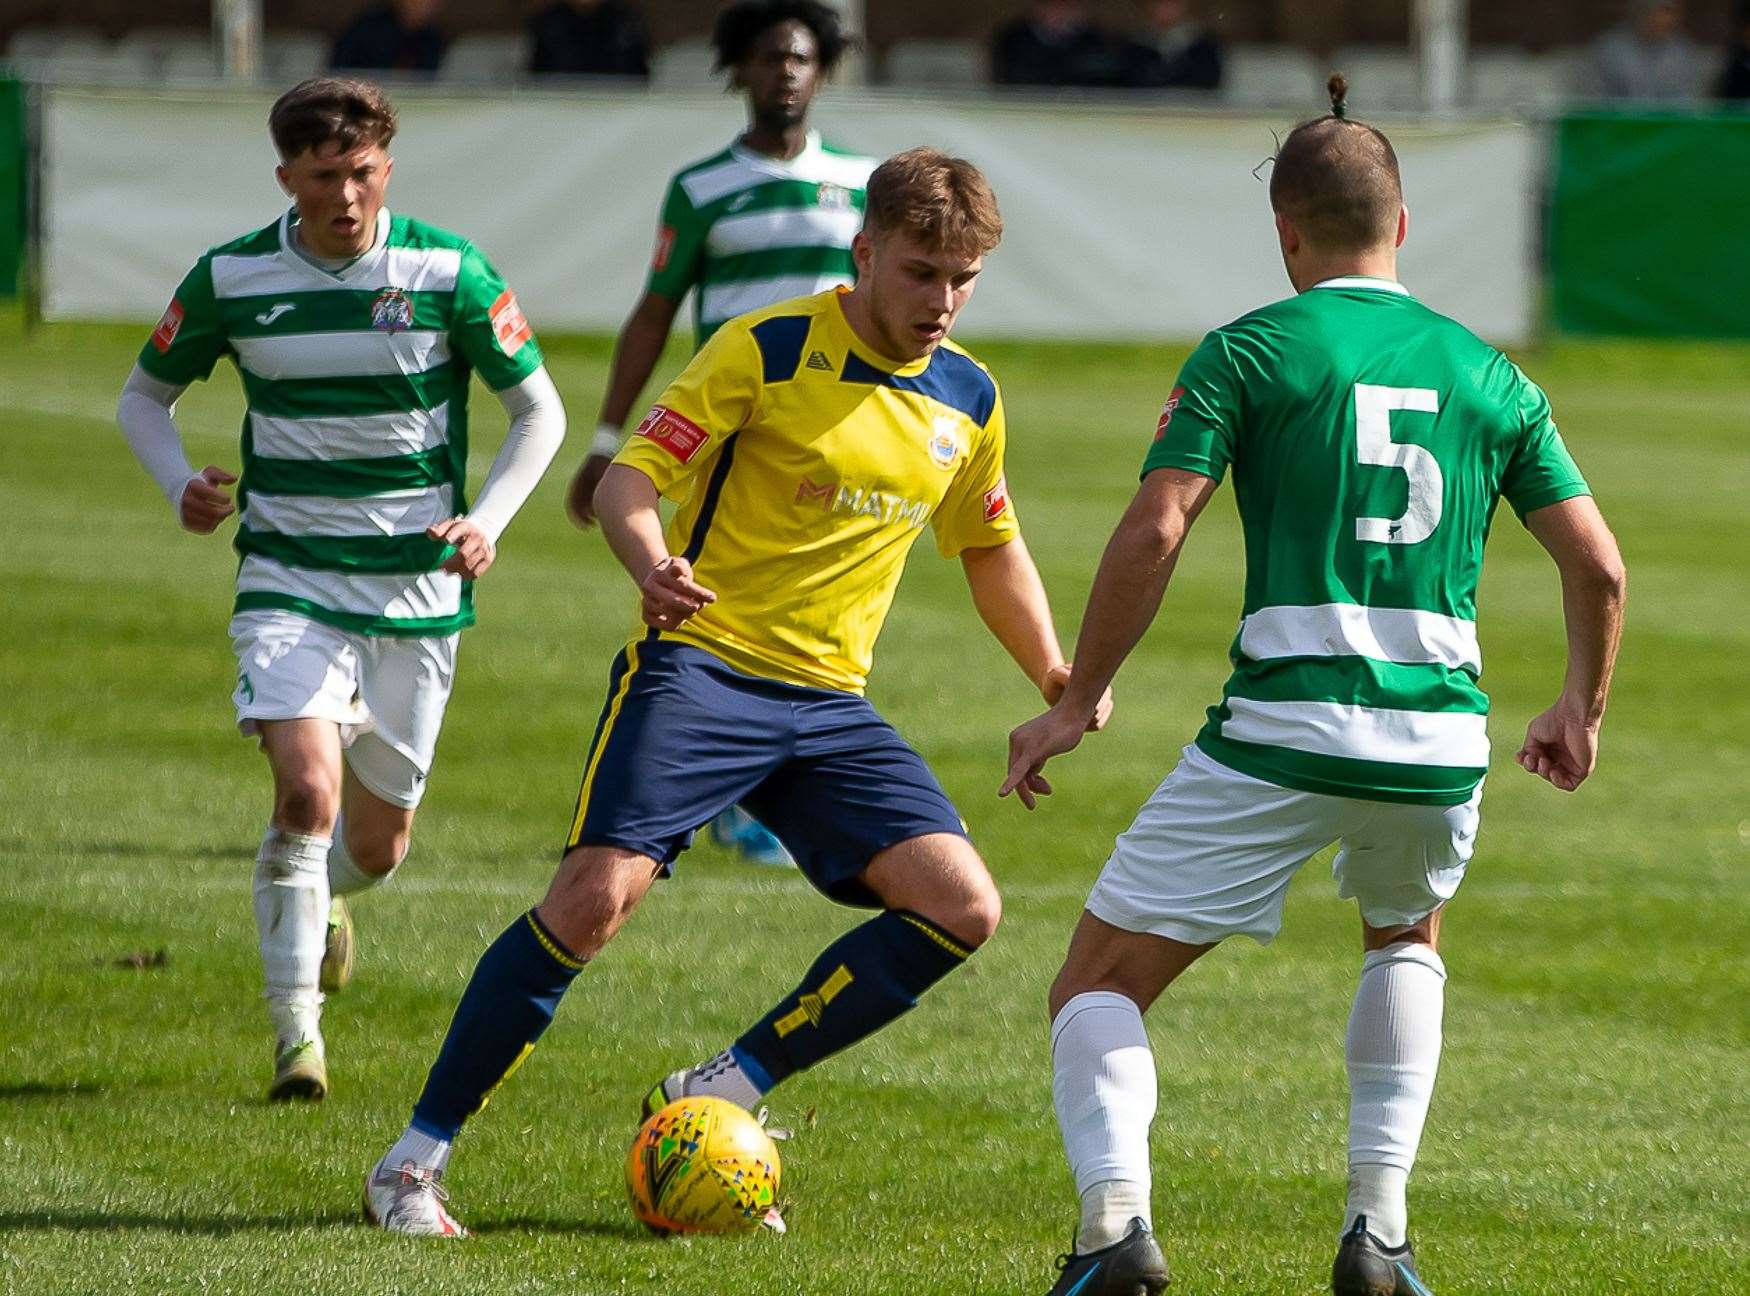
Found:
[731,909,973,1093]
[409,909,585,1141]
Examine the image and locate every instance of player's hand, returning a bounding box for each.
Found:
[1515,700,1600,792]
[177,465,237,534]
[639,555,716,631]
[1040,663,1113,732]
[1000,704,1089,810]
[428,516,496,579]
[565,453,614,530]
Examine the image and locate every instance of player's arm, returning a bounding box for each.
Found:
[428,244,563,578]
[565,292,684,530]
[595,462,716,630]
[1000,468,1217,807]
[1000,335,1236,807]
[566,177,705,530]
[1517,496,1627,791]
[119,262,236,533]
[427,366,569,579]
[960,538,1111,730]
[115,365,238,533]
[593,324,760,627]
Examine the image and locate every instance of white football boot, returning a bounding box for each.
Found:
[362,1154,468,1238]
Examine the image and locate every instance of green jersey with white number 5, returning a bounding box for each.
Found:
[1144,276,1590,806]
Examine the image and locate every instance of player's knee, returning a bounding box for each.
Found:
[273,778,339,836]
[344,824,408,877]
[954,880,1003,948]
[919,873,1001,950]
[539,847,652,958]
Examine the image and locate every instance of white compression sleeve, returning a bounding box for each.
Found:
[465,365,567,543]
[116,364,196,511]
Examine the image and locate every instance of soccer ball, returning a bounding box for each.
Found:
[625,1095,782,1234]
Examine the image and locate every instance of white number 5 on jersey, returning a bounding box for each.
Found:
[1353,383,1442,545]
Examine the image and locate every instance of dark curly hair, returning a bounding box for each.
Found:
[711,0,850,74]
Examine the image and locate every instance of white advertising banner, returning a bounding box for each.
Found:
[43,86,1536,342]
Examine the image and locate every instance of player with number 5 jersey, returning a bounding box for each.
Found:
[1005,76,1626,1296]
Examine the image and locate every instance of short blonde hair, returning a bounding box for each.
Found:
[864,147,1003,257]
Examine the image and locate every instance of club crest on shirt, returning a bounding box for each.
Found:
[816,183,852,211]
[927,416,961,470]
[370,287,413,334]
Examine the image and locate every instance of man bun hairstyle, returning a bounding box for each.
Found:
[863,147,1003,258]
[712,0,850,75]
[1267,73,1403,253]
[269,77,397,162]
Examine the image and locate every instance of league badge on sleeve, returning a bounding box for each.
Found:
[983,475,1010,522]
[489,289,533,355]
[151,299,185,353]
[652,225,676,272]
[1154,385,1186,441]
[634,405,709,465]
[370,287,413,335]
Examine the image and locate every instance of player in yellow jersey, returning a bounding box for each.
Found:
[363,148,1111,1233]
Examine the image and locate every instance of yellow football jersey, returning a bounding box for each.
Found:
[614,288,1020,693]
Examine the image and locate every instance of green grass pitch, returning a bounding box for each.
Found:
[0,314,1745,1294]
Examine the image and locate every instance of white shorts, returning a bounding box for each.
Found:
[229,609,459,809]
[1086,743,1482,946]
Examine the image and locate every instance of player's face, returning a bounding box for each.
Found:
[855,229,984,361]
[276,140,393,259]
[737,20,822,129]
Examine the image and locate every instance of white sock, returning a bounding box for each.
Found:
[327,821,396,898]
[1051,991,1156,1253]
[1344,942,1446,1248]
[253,827,331,1045]
[684,1048,765,1110]
[386,1124,452,1176]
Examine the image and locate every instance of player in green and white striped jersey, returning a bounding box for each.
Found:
[564,0,873,868]
[564,0,873,528]
[116,79,567,1106]
[1006,81,1627,1296]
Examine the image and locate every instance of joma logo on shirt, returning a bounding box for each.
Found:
[795,477,929,528]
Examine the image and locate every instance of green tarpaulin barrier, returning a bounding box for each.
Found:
[1551,111,1750,339]
[0,77,22,299]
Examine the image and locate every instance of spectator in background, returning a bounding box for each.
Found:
[529,0,650,79]
[1116,0,1222,91]
[992,0,1117,88]
[330,0,448,75]
[1590,0,1701,101]
[1717,0,1750,98]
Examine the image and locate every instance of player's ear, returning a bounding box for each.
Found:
[274,164,293,198]
[1274,211,1299,256]
[1395,205,1409,249]
[851,228,874,278]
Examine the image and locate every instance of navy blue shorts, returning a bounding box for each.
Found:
[563,639,968,906]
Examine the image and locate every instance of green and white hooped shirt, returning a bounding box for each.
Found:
[647,131,876,348]
[1145,277,1591,806]
[138,209,544,637]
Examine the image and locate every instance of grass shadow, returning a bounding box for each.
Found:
[0,1082,106,1101]
[468,1216,652,1239]
[0,1210,356,1235]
